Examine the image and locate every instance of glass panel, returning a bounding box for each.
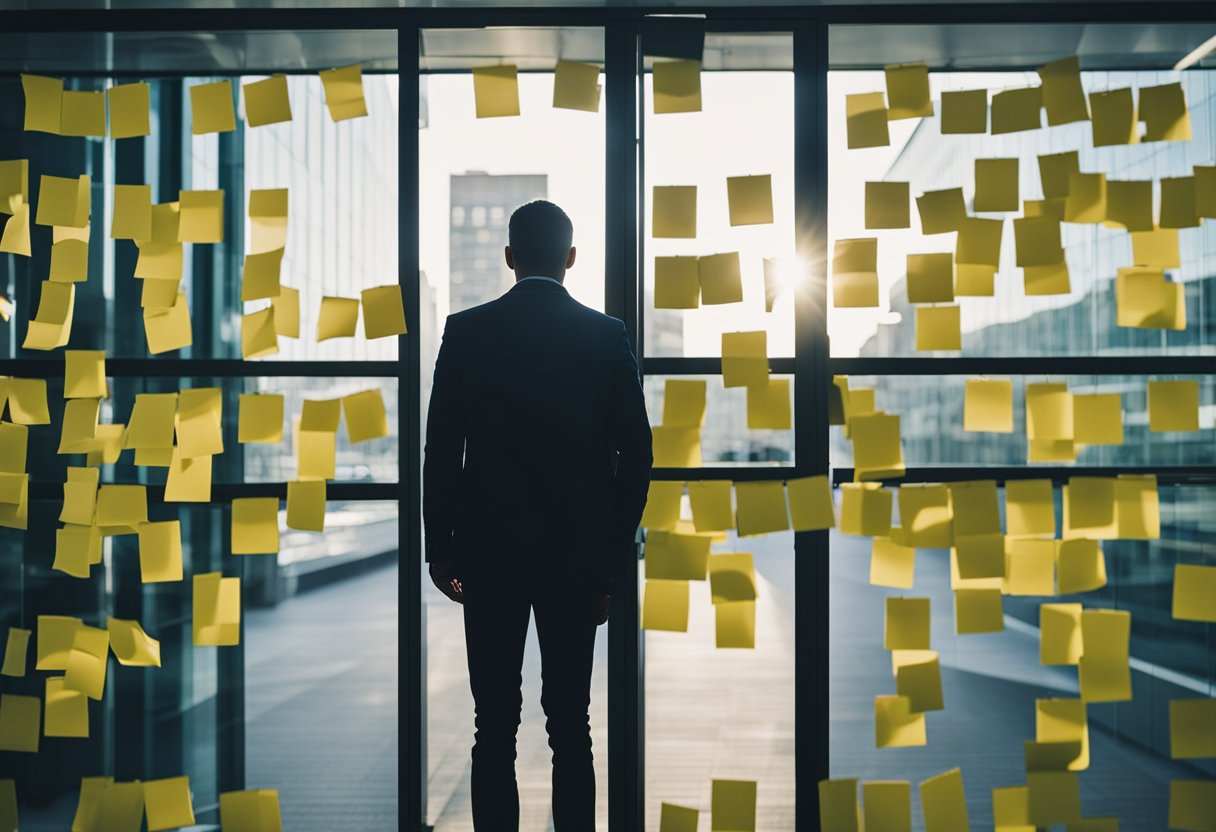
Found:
[417,28,608,829]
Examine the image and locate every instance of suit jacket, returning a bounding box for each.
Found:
[423,278,653,594]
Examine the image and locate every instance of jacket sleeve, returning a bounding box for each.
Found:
[423,316,466,566]
[607,320,653,589]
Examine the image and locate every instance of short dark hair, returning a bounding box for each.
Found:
[508,200,573,277]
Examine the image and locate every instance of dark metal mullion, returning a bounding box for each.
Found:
[27,482,401,501]
[832,466,1216,486]
[832,356,1216,376]
[0,358,400,378]
[649,466,798,482]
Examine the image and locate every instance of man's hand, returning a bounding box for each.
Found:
[594,594,611,626]
[429,561,463,604]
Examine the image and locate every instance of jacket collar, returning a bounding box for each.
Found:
[507,277,568,294]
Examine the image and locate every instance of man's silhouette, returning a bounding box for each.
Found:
[423,200,653,830]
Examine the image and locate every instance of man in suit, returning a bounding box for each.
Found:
[424,200,653,830]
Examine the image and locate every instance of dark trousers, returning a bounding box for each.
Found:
[462,581,600,831]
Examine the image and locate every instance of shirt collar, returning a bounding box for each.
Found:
[516,275,563,286]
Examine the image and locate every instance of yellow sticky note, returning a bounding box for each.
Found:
[1116,267,1185,330]
[721,331,768,389]
[1114,474,1159,541]
[1013,216,1063,268]
[920,768,969,831]
[940,88,986,133]
[893,649,943,713]
[875,696,926,748]
[832,237,879,307]
[107,617,161,667]
[906,253,954,302]
[111,183,152,241]
[53,525,99,578]
[640,481,682,531]
[190,80,236,134]
[1078,609,1131,703]
[839,482,892,537]
[1169,780,1216,832]
[0,694,40,753]
[974,158,1019,213]
[1066,477,1116,539]
[642,579,689,632]
[885,597,930,650]
[846,92,889,148]
[955,589,1003,634]
[726,174,773,226]
[1089,88,1136,146]
[64,624,108,700]
[301,399,342,436]
[96,781,144,829]
[851,412,904,479]
[231,497,280,556]
[1106,179,1153,232]
[955,217,1003,267]
[23,280,77,351]
[144,776,196,831]
[991,86,1042,134]
[1173,564,1216,623]
[654,256,700,308]
[177,189,223,243]
[964,378,1013,433]
[1026,383,1073,441]
[747,379,791,430]
[362,285,408,339]
[863,781,913,832]
[735,480,789,537]
[885,62,931,120]
[343,389,389,444]
[23,74,63,134]
[1072,393,1122,445]
[1056,539,1107,595]
[287,479,326,531]
[60,90,106,137]
[48,237,88,283]
[916,305,961,351]
[711,779,756,830]
[243,74,292,127]
[96,484,147,528]
[320,64,368,122]
[0,160,29,212]
[652,426,701,468]
[645,530,710,580]
[1160,176,1198,229]
[1027,772,1081,827]
[992,786,1030,830]
[688,480,733,532]
[177,387,224,458]
[241,249,283,301]
[472,65,520,118]
[788,475,834,532]
[0,201,32,257]
[948,480,999,537]
[1036,698,1089,771]
[1041,603,1083,665]
[64,350,106,399]
[125,392,177,449]
[273,286,301,338]
[1148,380,1199,432]
[36,615,82,671]
[7,377,51,425]
[1140,82,1191,142]
[698,252,742,305]
[36,174,90,228]
[1170,699,1216,760]
[193,572,241,647]
[653,59,701,115]
[1005,538,1056,596]
[249,187,288,254]
[1064,172,1106,223]
[45,675,89,738]
[298,430,336,480]
[865,180,910,229]
[1130,226,1180,270]
[135,202,183,280]
[661,379,705,428]
[138,520,183,584]
[219,789,283,832]
[708,553,756,604]
[818,779,860,832]
[1038,150,1080,200]
[916,187,966,235]
[652,185,696,238]
[1,628,30,678]
[871,535,916,589]
[0,423,27,475]
[715,600,755,649]
[242,307,279,359]
[553,60,601,112]
[317,296,359,341]
[899,484,952,548]
[108,81,150,139]
[165,449,210,503]
[1038,55,1089,125]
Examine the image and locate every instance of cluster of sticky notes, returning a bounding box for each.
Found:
[818,770,970,831]
[657,779,757,832]
[470,60,603,119]
[21,74,151,139]
[312,285,407,345]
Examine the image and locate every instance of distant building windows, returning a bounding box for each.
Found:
[451,206,465,227]
[471,206,487,227]
[490,205,505,225]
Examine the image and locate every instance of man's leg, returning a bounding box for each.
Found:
[462,581,531,831]
[532,584,599,831]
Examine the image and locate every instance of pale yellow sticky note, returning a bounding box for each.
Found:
[687,480,733,532]
[36,174,90,228]
[249,187,288,254]
[710,779,756,830]
[652,185,696,238]
[955,588,1003,634]
[885,62,931,120]
[0,201,31,257]
[1063,172,1106,223]
[298,429,336,480]
[241,249,283,301]
[851,412,905,479]
[1106,179,1153,232]
[301,398,342,433]
[660,379,704,428]
[1066,477,1116,540]
[846,92,889,148]
[1169,780,1216,832]
[243,74,292,127]
[60,89,106,137]
[38,616,83,672]
[916,305,961,351]
[232,497,280,555]
[1041,603,1083,665]
[1005,538,1056,596]
[7,377,51,425]
[654,256,700,308]
[955,217,1003,267]
[317,296,359,341]
[1172,564,1216,622]
[715,600,755,649]
[708,553,757,604]
[788,475,834,532]
[74,777,117,832]
[1078,609,1131,703]
[242,307,279,359]
[95,484,147,528]
[885,596,930,650]
[946,479,999,537]
[135,202,183,280]
[219,789,283,832]
[0,161,28,213]
[145,776,196,831]
[343,389,388,443]
[747,379,791,430]
[818,779,860,832]
[193,572,241,647]
[974,158,1019,213]
[273,286,301,338]
[916,187,966,234]
[1038,150,1080,200]
[832,237,879,307]
[1131,227,1180,270]
[44,675,88,738]
[940,88,986,133]
[1139,82,1191,142]
[1116,267,1186,331]
[653,59,701,115]
[1056,539,1107,594]
[53,524,99,578]
[721,331,768,388]
[641,579,689,632]
[177,387,223,458]
[1089,88,1136,146]
[125,392,177,449]
[472,65,520,118]
[1036,698,1089,771]
[48,237,88,283]
[138,520,183,583]
[1038,55,1089,125]
[644,529,710,580]
[1026,382,1073,440]
[640,481,682,531]
[1114,474,1160,541]
[190,80,236,134]
[1027,772,1081,827]
[919,768,969,830]
[1160,176,1199,229]
[735,480,789,537]
[108,82,150,139]
[23,73,64,134]
[698,252,742,305]
[320,64,368,122]
[177,190,223,243]
[553,60,601,112]
[287,479,326,531]
[166,449,212,503]
[61,468,100,527]
[0,422,27,475]
[23,280,76,351]
[865,180,910,229]
[964,378,1013,432]
[871,535,915,589]
[1013,215,1063,268]
[906,252,953,302]
[992,786,1030,830]
[991,86,1042,134]
[0,628,30,678]
[96,781,144,829]
[0,694,39,753]
[1148,379,1199,432]
[361,284,408,338]
[652,426,701,468]
[112,183,152,241]
[899,484,952,548]
[839,482,892,536]
[1170,699,1216,759]
[107,617,161,667]
[1072,393,1122,445]
[875,696,926,748]
[64,624,108,700]
[64,349,106,399]
[726,174,773,226]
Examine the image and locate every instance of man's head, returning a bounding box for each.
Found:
[505,200,576,282]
